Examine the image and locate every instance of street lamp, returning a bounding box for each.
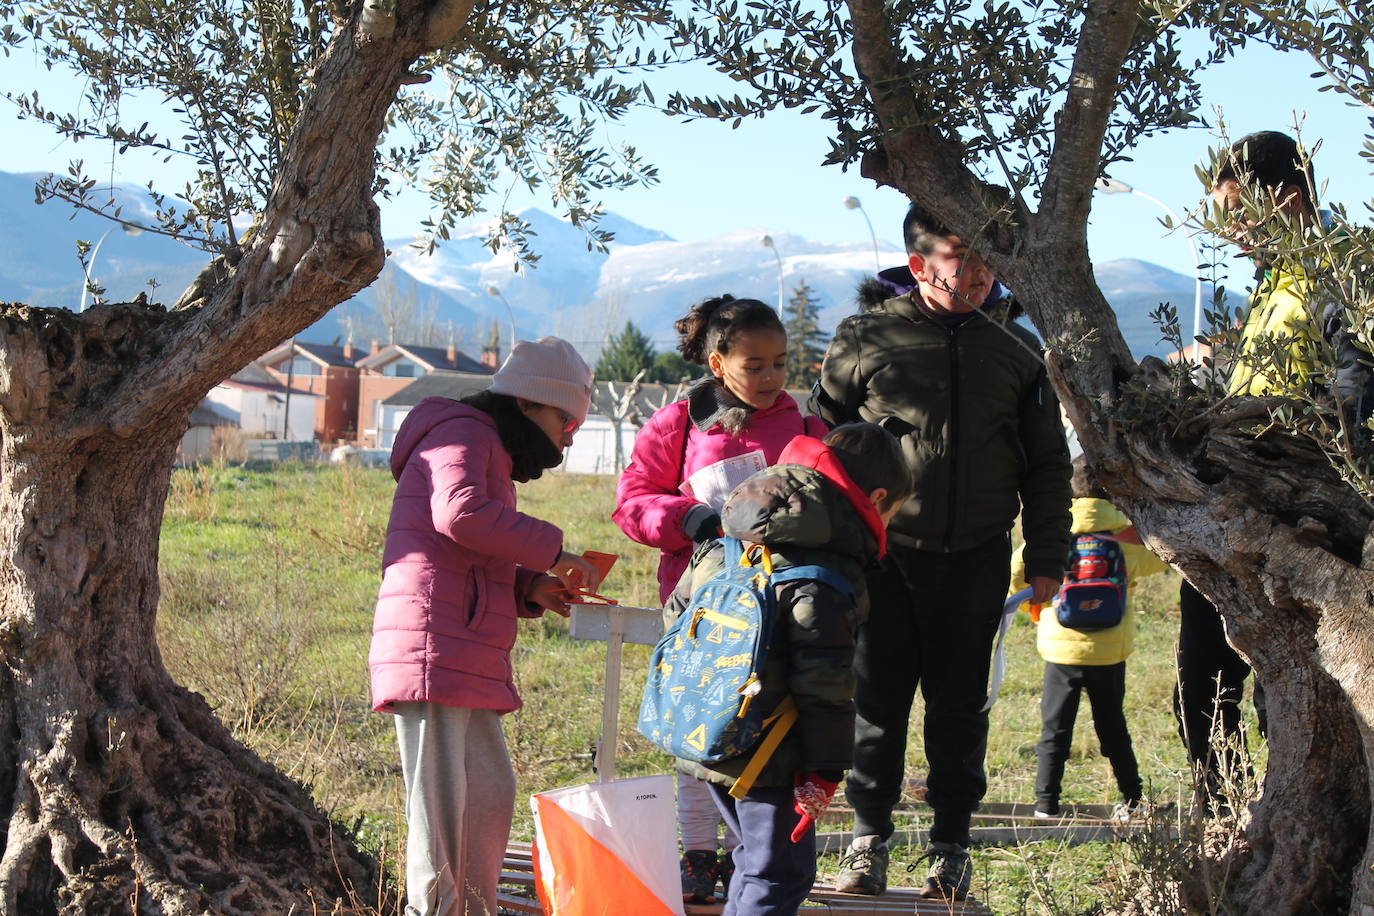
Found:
[760,234,784,311]
[1094,177,1204,367]
[844,196,881,274]
[486,285,519,348]
[79,222,145,313]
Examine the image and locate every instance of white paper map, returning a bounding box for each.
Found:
[679,450,767,513]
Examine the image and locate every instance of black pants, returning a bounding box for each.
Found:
[1174,580,1267,797]
[846,536,1011,847]
[1034,662,1141,812]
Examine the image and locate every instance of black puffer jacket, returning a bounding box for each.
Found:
[667,438,880,790]
[809,269,1071,581]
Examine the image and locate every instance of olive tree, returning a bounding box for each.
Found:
[0,0,665,911]
[671,0,1374,912]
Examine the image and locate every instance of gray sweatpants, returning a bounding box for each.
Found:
[395,702,516,916]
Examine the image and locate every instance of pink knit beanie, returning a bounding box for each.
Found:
[488,336,594,424]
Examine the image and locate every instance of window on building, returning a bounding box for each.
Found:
[278,356,319,376]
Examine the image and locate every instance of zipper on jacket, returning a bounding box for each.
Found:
[943,326,960,552]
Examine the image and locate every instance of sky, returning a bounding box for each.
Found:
[1,24,1371,298]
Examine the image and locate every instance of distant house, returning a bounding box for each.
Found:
[206,365,321,442]
[371,371,494,449]
[253,338,492,446]
[259,340,365,444]
[355,343,494,447]
[178,401,236,463]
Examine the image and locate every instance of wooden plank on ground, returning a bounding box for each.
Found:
[803,886,993,914]
[496,891,543,915]
[814,821,1148,853]
[825,800,1175,824]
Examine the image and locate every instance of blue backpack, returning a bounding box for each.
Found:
[1053,533,1128,631]
[637,537,853,776]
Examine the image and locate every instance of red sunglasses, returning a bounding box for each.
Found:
[556,408,580,434]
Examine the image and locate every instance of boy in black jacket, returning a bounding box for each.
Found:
[666,423,909,916]
[812,202,1072,900]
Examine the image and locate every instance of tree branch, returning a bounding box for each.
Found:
[845,0,1015,254]
[104,0,465,434]
[1037,0,1140,254]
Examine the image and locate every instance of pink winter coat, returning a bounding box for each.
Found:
[613,391,826,602]
[369,397,563,714]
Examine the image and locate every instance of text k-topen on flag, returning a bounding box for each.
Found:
[531,774,685,916]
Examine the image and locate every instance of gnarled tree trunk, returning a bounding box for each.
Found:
[0,307,379,914]
[0,1,477,911]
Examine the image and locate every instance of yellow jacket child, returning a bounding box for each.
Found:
[1010,497,1167,667]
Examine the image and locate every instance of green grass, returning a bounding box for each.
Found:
[159,463,1264,914]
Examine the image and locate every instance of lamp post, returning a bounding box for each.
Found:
[79,222,145,313]
[760,234,784,311]
[844,196,881,274]
[486,285,519,347]
[1094,177,1204,367]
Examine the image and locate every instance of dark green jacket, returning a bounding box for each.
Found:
[810,287,1072,581]
[666,460,877,790]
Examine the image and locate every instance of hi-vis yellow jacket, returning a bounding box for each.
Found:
[1010,498,1169,667]
[1228,267,1322,397]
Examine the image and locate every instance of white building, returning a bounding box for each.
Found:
[205,375,320,442]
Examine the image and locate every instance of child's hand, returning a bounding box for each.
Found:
[789,771,841,843]
[527,574,574,617]
[1029,575,1059,604]
[551,550,602,593]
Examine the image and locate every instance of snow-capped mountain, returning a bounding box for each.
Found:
[0,170,1230,360]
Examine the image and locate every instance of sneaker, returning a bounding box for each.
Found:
[717,852,735,900]
[1033,809,1055,819]
[915,841,972,901]
[680,850,719,903]
[1113,799,1146,822]
[835,835,889,896]
[1033,801,1059,819]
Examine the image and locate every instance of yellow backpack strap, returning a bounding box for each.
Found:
[728,696,797,800]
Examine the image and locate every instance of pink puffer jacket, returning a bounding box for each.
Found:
[613,391,826,602]
[369,397,563,714]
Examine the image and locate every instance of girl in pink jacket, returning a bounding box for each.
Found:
[370,337,600,916]
[613,295,826,903]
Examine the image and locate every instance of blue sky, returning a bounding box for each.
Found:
[1,28,1370,295]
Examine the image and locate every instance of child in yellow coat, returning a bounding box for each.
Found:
[1010,462,1167,819]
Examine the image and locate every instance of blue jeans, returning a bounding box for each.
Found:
[707,783,815,916]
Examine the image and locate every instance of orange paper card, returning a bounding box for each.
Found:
[582,551,619,581]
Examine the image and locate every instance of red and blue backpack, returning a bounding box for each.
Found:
[1052,534,1127,631]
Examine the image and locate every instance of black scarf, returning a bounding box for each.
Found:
[461,391,564,482]
[687,377,754,436]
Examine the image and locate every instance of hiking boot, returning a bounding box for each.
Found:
[680,849,719,903]
[915,841,972,901]
[835,835,888,895]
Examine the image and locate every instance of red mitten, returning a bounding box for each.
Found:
[790,771,840,843]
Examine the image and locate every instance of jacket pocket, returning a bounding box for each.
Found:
[467,566,489,632]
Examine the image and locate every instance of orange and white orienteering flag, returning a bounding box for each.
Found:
[531,775,685,916]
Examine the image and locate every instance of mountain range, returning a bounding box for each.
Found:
[0,170,1231,361]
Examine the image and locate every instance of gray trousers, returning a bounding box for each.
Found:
[395,703,516,916]
[678,770,741,853]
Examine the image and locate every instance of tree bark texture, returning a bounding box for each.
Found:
[0,2,476,912]
[848,0,1374,912]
